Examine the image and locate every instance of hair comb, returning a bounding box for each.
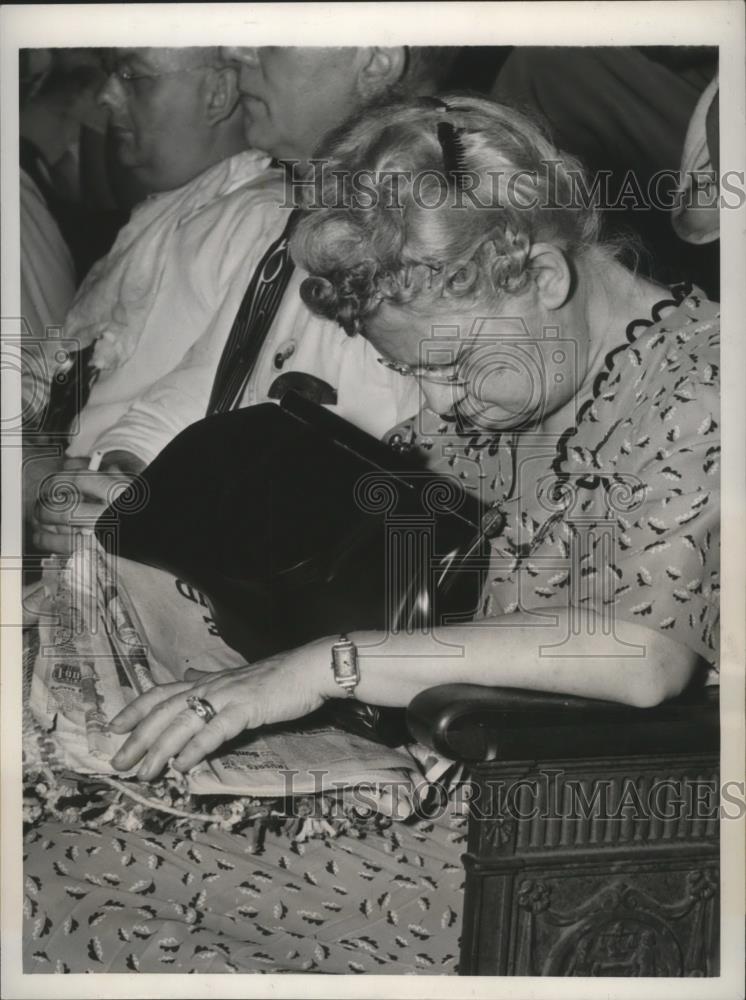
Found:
[419,95,450,112]
[437,121,469,191]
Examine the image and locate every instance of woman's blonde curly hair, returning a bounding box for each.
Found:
[290,94,602,336]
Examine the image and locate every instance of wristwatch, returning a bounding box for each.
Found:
[330,634,360,697]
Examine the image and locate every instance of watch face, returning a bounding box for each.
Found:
[332,641,359,683]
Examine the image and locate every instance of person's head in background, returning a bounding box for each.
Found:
[20,49,106,170]
[672,73,720,249]
[98,47,247,194]
[219,46,460,168]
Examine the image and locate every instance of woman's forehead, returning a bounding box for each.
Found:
[366,301,533,358]
[364,304,455,359]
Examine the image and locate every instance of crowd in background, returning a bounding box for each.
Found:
[21,45,718,334]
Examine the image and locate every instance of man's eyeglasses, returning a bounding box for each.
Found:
[107,64,211,90]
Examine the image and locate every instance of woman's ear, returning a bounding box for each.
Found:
[355,48,407,100]
[527,242,572,310]
[204,66,240,126]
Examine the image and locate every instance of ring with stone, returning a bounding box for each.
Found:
[185,695,217,723]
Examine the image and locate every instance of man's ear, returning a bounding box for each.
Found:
[204,66,240,126]
[355,47,407,100]
[527,242,572,310]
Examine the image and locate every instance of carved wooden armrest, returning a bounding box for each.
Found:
[406,683,719,763]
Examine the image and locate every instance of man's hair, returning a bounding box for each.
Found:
[404,46,461,92]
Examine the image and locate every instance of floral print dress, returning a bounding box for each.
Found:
[23,811,467,974]
[395,284,719,680]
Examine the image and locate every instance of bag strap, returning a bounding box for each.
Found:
[41,342,100,437]
[206,209,299,416]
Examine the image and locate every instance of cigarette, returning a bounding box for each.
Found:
[88,450,105,472]
[75,451,105,536]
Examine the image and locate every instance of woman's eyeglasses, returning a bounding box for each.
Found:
[376,355,470,386]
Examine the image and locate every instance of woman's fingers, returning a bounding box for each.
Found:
[131,707,207,780]
[109,681,188,733]
[111,690,199,774]
[173,705,247,772]
[109,683,245,780]
[106,654,325,781]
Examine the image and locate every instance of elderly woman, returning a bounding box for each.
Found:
[23,96,719,974]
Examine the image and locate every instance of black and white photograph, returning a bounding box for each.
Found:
[1,2,744,996]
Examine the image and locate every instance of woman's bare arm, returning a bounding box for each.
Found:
[109,608,703,780]
[347,608,703,709]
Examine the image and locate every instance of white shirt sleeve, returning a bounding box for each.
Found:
[87,305,237,464]
[78,193,287,464]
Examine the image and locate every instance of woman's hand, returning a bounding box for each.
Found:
[108,639,336,781]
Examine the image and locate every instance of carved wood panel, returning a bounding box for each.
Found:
[460,753,720,976]
[463,863,719,976]
[468,756,719,859]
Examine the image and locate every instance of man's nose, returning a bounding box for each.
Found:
[219,46,260,68]
[418,378,468,419]
[98,73,126,111]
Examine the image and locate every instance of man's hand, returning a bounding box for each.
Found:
[97,450,147,476]
[30,451,143,556]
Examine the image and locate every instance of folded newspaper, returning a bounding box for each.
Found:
[28,541,419,799]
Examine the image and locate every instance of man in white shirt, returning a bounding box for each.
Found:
[25,46,252,524]
[33,46,458,553]
[59,46,255,450]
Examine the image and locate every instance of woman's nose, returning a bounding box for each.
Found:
[418,377,468,419]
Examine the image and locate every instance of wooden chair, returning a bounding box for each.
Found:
[407,683,720,977]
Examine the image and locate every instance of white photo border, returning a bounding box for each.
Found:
[2,3,744,999]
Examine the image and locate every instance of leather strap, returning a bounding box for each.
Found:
[207,210,299,416]
[41,342,100,437]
